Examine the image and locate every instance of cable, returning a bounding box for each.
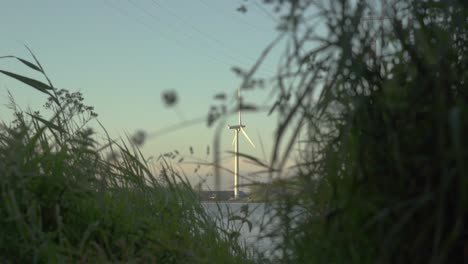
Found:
[103,0,278,76]
[196,0,271,33]
[251,0,278,23]
[101,0,246,69]
[128,0,278,72]
[150,0,262,65]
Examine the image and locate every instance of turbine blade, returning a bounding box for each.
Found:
[238,88,242,125]
[232,132,237,146]
[240,128,255,148]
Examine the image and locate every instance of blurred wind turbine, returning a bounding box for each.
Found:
[228,88,255,199]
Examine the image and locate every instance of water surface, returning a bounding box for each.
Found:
[202,202,282,260]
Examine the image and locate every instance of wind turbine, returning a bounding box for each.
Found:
[228,88,255,199]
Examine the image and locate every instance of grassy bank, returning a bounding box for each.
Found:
[252,1,468,263]
[0,54,254,263]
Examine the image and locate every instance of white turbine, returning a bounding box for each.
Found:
[228,88,255,199]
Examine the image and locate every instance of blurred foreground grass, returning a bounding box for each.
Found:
[0,53,254,263]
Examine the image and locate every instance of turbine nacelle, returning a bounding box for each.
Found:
[228,126,255,148]
[228,124,245,130]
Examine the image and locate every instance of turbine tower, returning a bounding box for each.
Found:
[228,88,255,199]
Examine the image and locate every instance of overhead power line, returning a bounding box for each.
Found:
[251,0,278,23]
[196,0,272,33]
[150,0,262,66]
[102,0,277,76]
[102,0,248,69]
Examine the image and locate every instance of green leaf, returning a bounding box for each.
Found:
[0,70,52,92]
[0,55,42,72]
[16,57,42,72]
[0,70,59,104]
[25,45,44,72]
[27,113,66,134]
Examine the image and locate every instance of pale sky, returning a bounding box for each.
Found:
[0,0,291,190]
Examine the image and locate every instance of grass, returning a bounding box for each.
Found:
[247,0,468,263]
[0,52,255,263]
